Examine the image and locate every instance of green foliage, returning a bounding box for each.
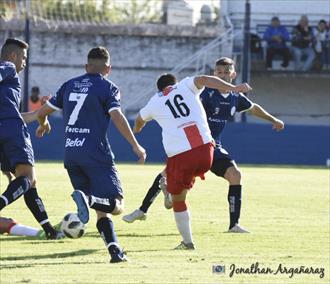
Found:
[0,163,329,283]
[27,0,163,24]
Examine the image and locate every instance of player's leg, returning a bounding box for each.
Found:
[0,163,32,210]
[0,121,35,210]
[169,143,213,249]
[171,189,195,250]
[23,188,64,238]
[84,165,127,263]
[96,210,127,263]
[122,170,169,223]
[0,217,40,237]
[210,148,249,233]
[67,166,90,224]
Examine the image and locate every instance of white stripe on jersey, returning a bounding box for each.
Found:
[108,106,121,113]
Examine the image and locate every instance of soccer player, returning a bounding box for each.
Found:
[132,73,251,249]
[36,46,146,263]
[123,57,284,233]
[0,38,63,240]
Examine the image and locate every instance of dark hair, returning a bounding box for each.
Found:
[215,57,235,66]
[319,19,327,25]
[156,73,177,91]
[87,46,110,62]
[1,38,28,57]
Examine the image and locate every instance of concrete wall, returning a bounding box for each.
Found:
[246,73,330,126]
[0,22,225,111]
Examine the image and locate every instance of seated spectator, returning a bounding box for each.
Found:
[313,19,329,70]
[263,16,291,70]
[29,86,42,111]
[291,15,315,71]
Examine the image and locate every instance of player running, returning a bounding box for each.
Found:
[132,72,251,249]
[0,38,63,239]
[123,57,284,234]
[36,46,146,263]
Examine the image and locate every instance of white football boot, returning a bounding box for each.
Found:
[122,209,147,223]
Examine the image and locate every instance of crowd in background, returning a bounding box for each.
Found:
[262,15,329,71]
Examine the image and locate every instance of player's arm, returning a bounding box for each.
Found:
[21,110,38,124]
[109,109,146,164]
[249,103,284,131]
[21,95,52,124]
[194,75,252,93]
[36,104,56,137]
[133,113,147,134]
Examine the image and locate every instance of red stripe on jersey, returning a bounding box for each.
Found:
[183,124,204,149]
[162,86,173,96]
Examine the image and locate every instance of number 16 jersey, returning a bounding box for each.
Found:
[140,77,212,157]
[47,73,121,167]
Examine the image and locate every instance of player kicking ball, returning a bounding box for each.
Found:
[131,72,251,249]
[123,57,284,234]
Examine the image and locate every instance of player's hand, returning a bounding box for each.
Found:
[233,83,252,93]
[272,119,284,131]
[40,95,51,105]
[133,144,146,164]
[36,119,51,137]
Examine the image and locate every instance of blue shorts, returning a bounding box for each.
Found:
[66,164,123,199]
[0,119,34,172]
[210,147,235,177]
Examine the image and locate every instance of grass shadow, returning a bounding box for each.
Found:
[0,249,97,261]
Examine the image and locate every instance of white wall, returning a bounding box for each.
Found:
[225,0,330,30]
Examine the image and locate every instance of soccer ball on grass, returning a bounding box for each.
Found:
[60,213,86,239]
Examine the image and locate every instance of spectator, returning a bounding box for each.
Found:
[291,15,315,71]
[263,16,291,70]
[28,86,41,111]
[313,19,328,70]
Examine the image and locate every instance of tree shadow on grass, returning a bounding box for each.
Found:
[0,249,98,262]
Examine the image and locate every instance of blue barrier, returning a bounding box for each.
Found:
[29,117,330,166]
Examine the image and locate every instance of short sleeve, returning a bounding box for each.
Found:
[0,63,16,83]
[140,97,155,121]
[237,93,253,112]
[47,83,66,110]
[181,77,202,95]
[107,84,121,113]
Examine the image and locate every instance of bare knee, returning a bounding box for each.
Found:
[14,164,36,187]
[111,199,124,216]
[224,166,242,185]
[96,210,110,220]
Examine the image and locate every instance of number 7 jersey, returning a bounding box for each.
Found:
[140,77,212,157]
[47,73,121,167]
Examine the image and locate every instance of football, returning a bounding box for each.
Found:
[60,213,86,239]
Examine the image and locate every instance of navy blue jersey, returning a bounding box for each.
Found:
[48,73,121,167]
[0,61,23,120]
[200,88,253,147]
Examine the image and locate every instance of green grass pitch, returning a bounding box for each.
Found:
[0,162,329,284]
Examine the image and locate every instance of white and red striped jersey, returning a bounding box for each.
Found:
[140,77,212,157]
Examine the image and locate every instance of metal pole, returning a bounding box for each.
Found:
[23,0,30,112]
[241,0,250,123]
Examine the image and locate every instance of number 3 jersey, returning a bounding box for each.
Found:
[140,77,212,157]
[47,73,121,167]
